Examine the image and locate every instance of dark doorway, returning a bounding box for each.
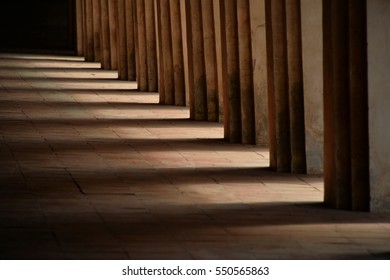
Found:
[0,0,75,54]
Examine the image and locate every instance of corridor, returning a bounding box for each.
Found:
[0,53,389,260]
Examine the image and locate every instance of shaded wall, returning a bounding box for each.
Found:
[0,0,74,52]
[368,0,390,212]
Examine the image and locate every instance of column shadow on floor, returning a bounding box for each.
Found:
[1,54,389,260]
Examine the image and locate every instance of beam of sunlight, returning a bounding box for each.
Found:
[55,80,139,90]
[0,55,132,91]
[0,80,138,90]
[2,53,390,262]
[0,69,119,79]
[0,53,86,62]
[0,57,101,69]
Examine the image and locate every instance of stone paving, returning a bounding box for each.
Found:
[0,53,389,260]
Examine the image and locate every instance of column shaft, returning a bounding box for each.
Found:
[237,0,255,144]
[270,0,291,171]
[349,0,369,211]
[222,0,241,142]
[170,0,186,106]
[201,0,219,121]
[108,0,119,69]
[125,0,137,81]
[76,0,84,56]
[249,0,269,145]
[156,0,164,102]
[158,0,174,104]
[133,0,140,84]
[92,0,101,62]
[184,0,195,114]
[100,0,111,69]
[117,0,128,79]
[323,0,351,209]
[85,0,95,61]
[145,0,158,92]
[323,0,336,206]
[180,0,191,107]
[286,0,306,173]
[82,0,87,56]
[135,0,148,91]
[213,0,226,123]
[301,0,324,174]
[324,0,369,210]
[188,0,207,120]
[265,0,277,168]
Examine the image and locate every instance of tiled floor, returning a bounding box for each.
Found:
[0,53,389,260]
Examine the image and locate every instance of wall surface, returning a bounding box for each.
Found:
[368,0,390,212]
[300,0,324,174]
[0,0,72,52]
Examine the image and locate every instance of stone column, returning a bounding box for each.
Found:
[323,0,369,210]
[100,0,111,69]
[145,0,158,92]
[323,0,337,207]
[349,0,369,211]
[155,0,163,100]
[265,0,277,168]
[264,0,308,172]
[76,0,84,56]
[154,0,160,86]
[180,0,191,107]
[286,0,306,173]
[82,0,87,56]
[125,0,137,81]
[221,0,241,142]
[133,0,140,84]
[268,0,291,172]
[85,0,95,61]
[186,0,207,120]
[213,0,226,123]
[135,0,148,91]
[117,0,128,79]
[201,0,219,122]
[157,0,174,104]
[170,0,186,106]
[324,0,351,209]
[108,0,119,69]
[301,0,324,174]
[249,0,269,145]
[237,0,255,144]
[92,0,101,62]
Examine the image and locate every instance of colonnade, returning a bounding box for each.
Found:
[75,0,390,212]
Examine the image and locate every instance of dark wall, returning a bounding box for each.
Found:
[0,0,75,52]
